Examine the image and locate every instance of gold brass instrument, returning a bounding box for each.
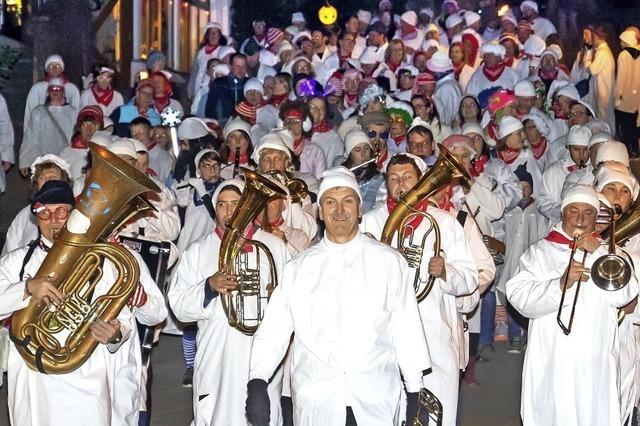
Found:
[10,143,160,374]
[402,388,443,426]
[264,170,308,205]
[381,145,472,302]
[600,198,640,246]
[557,210,632,335]
[218,167,287,335]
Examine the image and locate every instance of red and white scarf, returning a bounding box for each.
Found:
[482,62,506,82]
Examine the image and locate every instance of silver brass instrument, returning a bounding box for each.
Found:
[381,145,471,302]
[218,168,287,335]
[556,237,588,335]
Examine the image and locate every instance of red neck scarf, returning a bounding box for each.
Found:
[204,43,219,55]
[376,150,388,170]
[387,197,430,236]
[254,215,285,230]
[471,155,489,177]
[545,230,575,247]
[146,167,158,177]
[567,164,583,173]
[529,136,548,160]
[146,140,157,151]
[387,60,402,73]
[153,96,170,113]
[312,120,332,134]
[293,137,305,155]
[504,57,515,67]
[497,147,521,165]
[482,61,506,82]
[269,93,288,107]
[391,134,406,146]
[214,224,258,252]
[91,85,114,107]
[436,185,454,211]
[135,100,149,117]
[539,68,558,81]
[453,60,465,79]
[227,151,249,164]
[344,93,358,108]
[70,133,88,149]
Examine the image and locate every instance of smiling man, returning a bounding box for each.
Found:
[247,167,430,425]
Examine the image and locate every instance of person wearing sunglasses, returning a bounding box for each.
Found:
[359,111,391,171]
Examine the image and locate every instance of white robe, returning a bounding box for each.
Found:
[531,16,557,40]
[169,230,289,426]
[585,43,617,131]
[310,128,344,168]
[79,88,124,117]
[361,204,478,426]
[0,242,135,426]
[19,104,76,169]
[465,66,519,97]
[506,228,639,426]
[250,232,431,426]
[176,186,215,254]
[1,205,37,257]
[433,73,462,127]
[538,157,588,224]
[23,81,80,131]
[0,94,14,193]
[148,145,174,185]
[501,150,544,198]
[58,145,88,186]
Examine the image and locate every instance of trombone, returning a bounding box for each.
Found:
[557,208,632,335]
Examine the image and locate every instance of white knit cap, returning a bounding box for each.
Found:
[523,35,546,56]
[541,47,559,61]
[318,167,362,203]
[223,117,252,140]
[109,138,137,159]
[217,45,237,60]
[426,23,440,33]
[498,116,523,139]
[561,184,600,212]
[178,117,213,139]
[520,0,539,14]
[445,13,464,29]
[585,119,611,135]
[357,10,372,24]
[194,148,220,178]
[291,12,306,23]
[344,129,372,158]
[423,39,440,50]
[383,152,427,175]
[214,64,230,77]
[588,133,611,148]
[548,44,563,60]
[522,114,550,137]
[557,84,581,102]
[462,122,485,137]
[44,54,64,71]
[47,77,65,89]
[205,22,223,32]
[464,11,481,26]
[30,154,71,181]
[259,49,278,67]
[252,128,294,162]
[426,51,453,73]
[89,130,113,147]
[277,41,293,56]
[401,11,418,26]
[359,47,379,65]
[620,30,639,48]
[442,134,477,160]
[501,10,517,26]
[285,25,299,36]
[130,138,148,153]
[396,65,419,77]
[212,179,245,209]
[566,125,592,147]
[481,42,506,57]
[408,117,433,134]
[596,141,630,166]
[576,99,596,118]
[514,80,536,97]
[596,166,639,200]
[243,77,264,95]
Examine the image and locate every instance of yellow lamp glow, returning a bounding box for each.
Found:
[318,3,338,26]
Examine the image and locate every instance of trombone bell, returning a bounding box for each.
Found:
[591,254,632,291]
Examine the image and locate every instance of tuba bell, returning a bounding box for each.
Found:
[218,168,288,335]
[10,143,160,374]
[381,145,471,302]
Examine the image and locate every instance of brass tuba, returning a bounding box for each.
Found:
[218,168,287,335]
[381,145,471,302]
[10,143,160,374]
[600,199,640,246]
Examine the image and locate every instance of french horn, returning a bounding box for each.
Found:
[10,143,160,374]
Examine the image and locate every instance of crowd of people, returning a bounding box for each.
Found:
[1,0,640,425]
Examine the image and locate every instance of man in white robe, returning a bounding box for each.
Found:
[247,167,431,425]
[169,179,289,426]
[0,180,133,426]
[360,153,478,426]
[0,93,14,194]
[507,184,639,426]
[466,42,519,98]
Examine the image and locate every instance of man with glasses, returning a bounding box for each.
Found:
[110,80,162,137]
[359,111,391,170]
[0,180,133,425]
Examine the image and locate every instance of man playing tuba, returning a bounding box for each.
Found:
[0,180,132,425]
[168,179,289,426]
[360,153,478,426]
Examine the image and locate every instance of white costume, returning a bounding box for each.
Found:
[433,73,462,127]
[0,239,134,426]
[361,203,478,426]
[169,228,289,426]
[310,128,344,168]
[465,66,519,97]
[507,225,639,426]
[1,205,38,256]
[79,88,124,117]
[23,81,80,130]
[148,145,174,186]
[530,17,557,40]
[19,104,76,169]
[538,157,582,223]
[175,185,217,254]
[0,94,14,193]
[57,145,88,186]
[250,232,430,425]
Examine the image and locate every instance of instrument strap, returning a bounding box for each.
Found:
[44,106,69,144]
[456,210,468,228]
[462,200,483,233]
[19,235,41,281]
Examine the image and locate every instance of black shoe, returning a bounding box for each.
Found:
[182,367,193,388]
[478,344,495,362]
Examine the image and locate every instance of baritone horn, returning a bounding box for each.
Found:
[381,145,471,302]
[10,143,160,374]
[218,168,288,335]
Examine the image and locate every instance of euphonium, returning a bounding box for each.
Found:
[600,199,640,246]
[218,168,287,335]
[381,145,471,302]
[10,143,160,374]
[264,170,308,204]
